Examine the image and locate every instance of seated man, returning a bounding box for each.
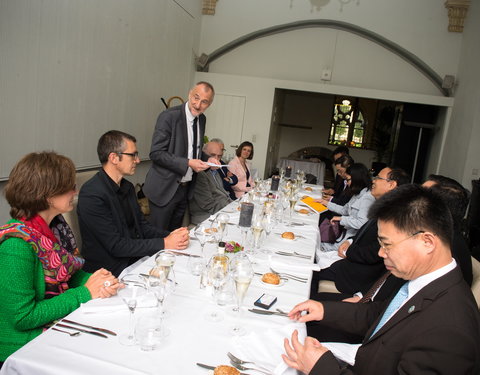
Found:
[189,142,233,224]
[210,138,238,200]
[284,184,480,374]
[78,130,189,276]
[310,167,410,298]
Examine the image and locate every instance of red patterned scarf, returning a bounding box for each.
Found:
[0,215,84,298]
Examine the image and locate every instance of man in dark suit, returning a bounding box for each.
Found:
[189,142,233,224]
[311,167,410,298]
[78,130,189,277]
[210,137,238,200]
[144,81,216,231]
[283,184,480,374]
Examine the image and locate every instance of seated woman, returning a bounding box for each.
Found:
[0,152,121,365]
[317,163,374,255]
[228,141,255,199]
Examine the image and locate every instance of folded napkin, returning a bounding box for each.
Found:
[316,251,343,269]
[232,322,306,375]
[322,342,360,366]
[264,255,320,274]
[301,196,327,213]
[80,293,157,314]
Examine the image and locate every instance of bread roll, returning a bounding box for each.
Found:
[262,272,281,285]
[298,208,309,214]
[214,365,240,375]
[305,186,313,191]
[281,231,295,240]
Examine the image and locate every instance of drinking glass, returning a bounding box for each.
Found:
[205,262,228,322]
[146,272,171,337]
[250,214,265,253]
[230,255,254,336]
[188,255,206,276]
[214,213,230,242]
[118,279,147,346]
[289,193,298,226]
[194,225,211,258]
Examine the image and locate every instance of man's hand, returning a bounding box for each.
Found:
[288,299,325,323]
[337,241,350,258]
[188,159,209,172]
[206,157,221,169]
[322,188,334,195]
[164,227,189,249]
[282,330,329,374]
[330,216,341,223]
[342,295,361,303]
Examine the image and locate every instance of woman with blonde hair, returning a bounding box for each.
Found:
[0,152,121,366]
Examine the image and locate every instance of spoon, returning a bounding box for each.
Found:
[52,327,80,337]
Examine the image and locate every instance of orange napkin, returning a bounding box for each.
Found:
[301,196,327,213]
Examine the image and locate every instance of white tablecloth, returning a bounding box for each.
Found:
[277,159,325,186]
[1,194,322,375]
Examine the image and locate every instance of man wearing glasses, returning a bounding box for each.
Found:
[78,130,189,277]
[283,184,480,374]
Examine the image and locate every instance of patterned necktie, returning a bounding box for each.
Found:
[359,271,392,303]
[192,117,198,159]
[370,282,409,338]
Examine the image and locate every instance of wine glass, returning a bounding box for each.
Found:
[288,193,298,226]
[205,262,228,322]
[250,214,265,253]
[118,278,147,346]
[213,213,230,242]
[230,254,254,336]
[146,272,171,338]
[194,224,211,258]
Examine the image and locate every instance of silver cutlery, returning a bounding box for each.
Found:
[248,308,288,317]
[230,361,273,375]
[269,267,308,282]
[62,319,117,336]
[55,323,108,338]
[227,352,272,373]
[275,251,310,259]
[165,250,201,258]
[52,327,80,337]
[196,363,248,374]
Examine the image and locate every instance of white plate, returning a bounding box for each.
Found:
[260,278,285,287]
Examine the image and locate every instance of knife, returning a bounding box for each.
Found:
[248,308,288,317]
[56,323,108,338]
[62,319,117,336]
[166,250,201,258]
[196,363,216,371]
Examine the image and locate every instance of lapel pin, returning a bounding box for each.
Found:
[408,305,415,313]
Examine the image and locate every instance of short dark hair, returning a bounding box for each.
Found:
[97,130,136,164]
[387,168,411,186]
[235,141,254,160]
[5,152,76,220]
[346,163,372,195]
[332,146,349,160]
[195,81,215,96]
[334,155,354,169]
[425,175,470,229]
[370,184,453,246]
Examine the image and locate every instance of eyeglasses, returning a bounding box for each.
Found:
[117,152,139,159]
[373,175,391,182]
[377,230,425,252]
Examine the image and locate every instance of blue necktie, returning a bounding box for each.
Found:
[370,282,409,338]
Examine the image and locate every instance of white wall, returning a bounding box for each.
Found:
[439,0,480,189]
[199,0,463,96]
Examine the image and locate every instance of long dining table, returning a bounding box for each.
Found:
[0,185,325,375]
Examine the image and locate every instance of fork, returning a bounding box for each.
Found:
[275,251,310,259]
[230,360,273,375]
[270,267,308,282]
[228,352,272,373]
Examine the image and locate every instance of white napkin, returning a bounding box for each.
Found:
[322,342,360,366]
[80,294,157,314]
[269,255,320,274]
[232,322,306,375]
[316,251,343,269]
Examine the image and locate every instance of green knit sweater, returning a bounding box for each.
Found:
[0,221,92,361]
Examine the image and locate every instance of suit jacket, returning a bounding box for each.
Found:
[228,156,255,199]
[189,170,232,224]
[218,160,238,200]
[310,267,480,375]
[78,170,169,277]
[327,219,386,295]
[144,103,206,207]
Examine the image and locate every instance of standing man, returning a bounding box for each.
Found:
[144,81,216,231]
[78,130,189,277]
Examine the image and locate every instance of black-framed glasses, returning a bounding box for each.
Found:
[117,152,139,159]
[377,230,425,252]
[374,175,391,182]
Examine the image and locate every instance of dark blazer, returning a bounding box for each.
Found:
[217,160,238,200]
[328,220,386,295]
[310,267,480,375]
[78,170,169,277]
[143,103,206,207]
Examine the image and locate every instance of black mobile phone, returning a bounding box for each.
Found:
[254,293,277,310]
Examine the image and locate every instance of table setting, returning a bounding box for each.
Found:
[0,174,327,375]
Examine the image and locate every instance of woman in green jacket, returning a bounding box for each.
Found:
[0,152,121,365]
